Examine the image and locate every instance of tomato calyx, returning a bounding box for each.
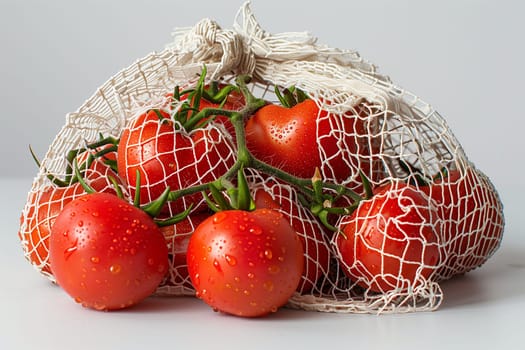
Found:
[274,85,310,108]
[165,65,242,132]
[203,167,256,213]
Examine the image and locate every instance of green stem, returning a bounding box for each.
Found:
[164,74,363,225]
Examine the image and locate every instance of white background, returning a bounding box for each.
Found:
[1,1,524,349]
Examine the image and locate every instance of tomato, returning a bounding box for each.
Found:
[19,151,121,276]
[252,182,330,294]
[49,192,168,311]
[117,109,236,214]
[335,182,442,293]
[186,209,304,317]
[19,184,85,275]
[245,99,382,193]
[420,167,504,279]
[159,212,210,293]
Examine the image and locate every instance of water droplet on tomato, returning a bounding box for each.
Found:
[243,290,251,296]
[77,220,83,227]
[147,258,155,266]
[263,280,274,292]
[247,272,255,279]
[92,212,99,217]
[249,226,262,235]
[93,302,107,311]
[213,212,228,224]
[74,297,82,303]
[110,264,121,274]
[225,254,237,266]
[126,229,133,235]
[264,249,273,260]
[213,259,222,272]
[64,241,78,260]
[268,265,280,274]
[129,248,136,255]
[90,256,100,264]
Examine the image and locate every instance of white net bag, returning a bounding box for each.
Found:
[18,2,504,314]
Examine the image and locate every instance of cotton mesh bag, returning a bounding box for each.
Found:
[18,2,504,314]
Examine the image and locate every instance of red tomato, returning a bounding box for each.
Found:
[252,184,330,294]
[19,184,85,275]
[245,99,382,193]
[19,152,121,276]
[186,209,304,317]
[336,182,442,293]
[49,192,169,311]
[420,167,504,278]
[117,109,236,214]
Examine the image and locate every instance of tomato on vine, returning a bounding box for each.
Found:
[117,108,236,215]
[49,192,169,311]
[335,182,442,293]
[245,87,381,193]
[186,208,304,317]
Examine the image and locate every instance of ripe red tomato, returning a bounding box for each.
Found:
[19,184,85,275]
[245,99,382,193]
[117,109,236,214]
[186,209,304,317]
[336,182,442,293]
[420,167,504,278]
[19,152,121,276]
[252,183,330,294]
[49,192,169,311]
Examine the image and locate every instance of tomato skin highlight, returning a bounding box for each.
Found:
[336,183,442,293]
[49,192,169,311]
[186,209,304,317]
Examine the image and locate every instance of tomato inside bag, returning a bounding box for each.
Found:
[18,3,504,315]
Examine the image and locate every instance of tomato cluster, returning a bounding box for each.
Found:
[18,71,504,316]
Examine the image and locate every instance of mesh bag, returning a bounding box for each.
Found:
[18,2,504,314]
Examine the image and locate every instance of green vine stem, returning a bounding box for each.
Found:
[166,74,363,228]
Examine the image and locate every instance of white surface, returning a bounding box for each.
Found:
[1,178,524,349]
[2,0,524,349]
